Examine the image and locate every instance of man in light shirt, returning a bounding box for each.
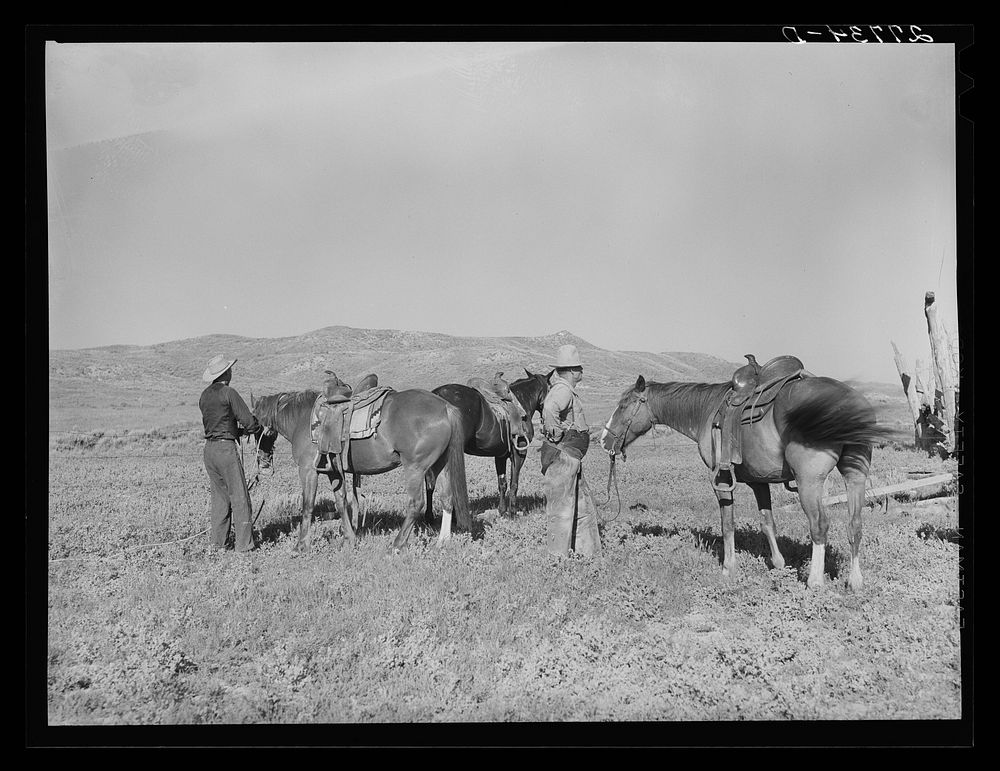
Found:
[540,344,603,558]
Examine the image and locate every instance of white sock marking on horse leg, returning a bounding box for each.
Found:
[848,556,863,592]
[808,543,826,588]
[438,509,453,545]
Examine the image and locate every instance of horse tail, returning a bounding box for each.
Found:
[782,384,893,446]
[445,404,471,532]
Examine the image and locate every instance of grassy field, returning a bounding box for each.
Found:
[39,418,966,736]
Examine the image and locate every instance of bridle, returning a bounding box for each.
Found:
[598,391,650,523]
[602,391,650,461]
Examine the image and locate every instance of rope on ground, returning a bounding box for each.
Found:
[47,527,211,564]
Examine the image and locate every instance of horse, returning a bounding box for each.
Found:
[429,369,551,517]
[599,369,890,592]
[251,387,470,553]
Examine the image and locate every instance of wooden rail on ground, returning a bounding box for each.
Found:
[777,472,956,510]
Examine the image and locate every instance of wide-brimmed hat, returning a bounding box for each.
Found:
[203,354,237,383]
[552,344,583,369]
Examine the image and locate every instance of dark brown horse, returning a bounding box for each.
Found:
[429,369,551,517]
[599,371,890,591]
[251,388,470,552]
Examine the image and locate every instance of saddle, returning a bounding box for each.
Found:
[311,370,394,482]
[355,373,378,392]
[711,354,807,492]
[467,372,530,454]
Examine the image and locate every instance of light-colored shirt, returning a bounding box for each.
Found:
[542,374,589,433]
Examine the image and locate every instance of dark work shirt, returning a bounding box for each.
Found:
[199,382,261,441]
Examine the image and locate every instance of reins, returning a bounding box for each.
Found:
[597,392,649,524]
[598,451,623,524]
[241,430,275,529]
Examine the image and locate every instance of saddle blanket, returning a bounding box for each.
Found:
[311,386,394,446]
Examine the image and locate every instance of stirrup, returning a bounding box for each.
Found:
[712,465,737,493]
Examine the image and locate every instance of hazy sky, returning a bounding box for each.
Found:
[44,37,964,383]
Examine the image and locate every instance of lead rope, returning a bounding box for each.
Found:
[598,452,623,525]
[241,431,271,532]
[595,393,647,524]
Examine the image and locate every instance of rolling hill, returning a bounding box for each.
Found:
[48,326,909,434]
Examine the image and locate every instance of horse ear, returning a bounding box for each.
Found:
[524,368,533,378]
[635,375,646,392]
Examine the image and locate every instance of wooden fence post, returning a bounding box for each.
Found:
[914,358,932,409]
[891,340,922,445]
[924,292,957,454]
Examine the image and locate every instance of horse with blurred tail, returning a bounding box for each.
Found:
[251,386,470,553]
[599,355,891,591]
[430,369,551,517]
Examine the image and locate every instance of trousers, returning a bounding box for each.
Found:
[203,440,255,552]
[543,452,602,558]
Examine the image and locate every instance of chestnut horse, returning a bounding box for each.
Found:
[600,373,890,591]
[429,369,551,517]
[252,388,470,552]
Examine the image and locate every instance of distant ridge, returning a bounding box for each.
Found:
[49,326,745,391]
[49,325,909,435]
[49,326,748,432]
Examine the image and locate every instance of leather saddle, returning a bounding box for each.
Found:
[711,354,807,492]
[467,372,530,454]
[311,371,392,483]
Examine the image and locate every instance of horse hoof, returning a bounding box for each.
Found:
[807,575,825,590]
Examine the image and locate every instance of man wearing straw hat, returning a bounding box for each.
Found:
[199,354,264,553]
[540,344,603,558]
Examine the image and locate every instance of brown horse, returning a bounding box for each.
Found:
[429,369,551,517]
[599,371,890,591]
[251,388,470,552]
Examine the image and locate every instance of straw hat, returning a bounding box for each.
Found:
[203,354,237,383]
[552,344,583,369]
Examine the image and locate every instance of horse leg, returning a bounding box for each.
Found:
[784,440,841,588]
[749,482,785,569]
[433,460,455,547]
[295,463,320,553]
[424,470,436,527]
[796,475,830,589]
[354,475,367,532]
[391,466,430,553]
[714,488,737,579]
[337,468,357,545]
[838,445,872,592]
[495,455,509,516]
[509,451,524,514]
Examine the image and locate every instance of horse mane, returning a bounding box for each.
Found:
[646,381,729,411]
[253,389,321,435]
[615,380,730,436]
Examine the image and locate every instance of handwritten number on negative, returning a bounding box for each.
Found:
[781,25,934,44]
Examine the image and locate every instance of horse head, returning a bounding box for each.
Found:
[515,368,552,415]
[600,375,655,457]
